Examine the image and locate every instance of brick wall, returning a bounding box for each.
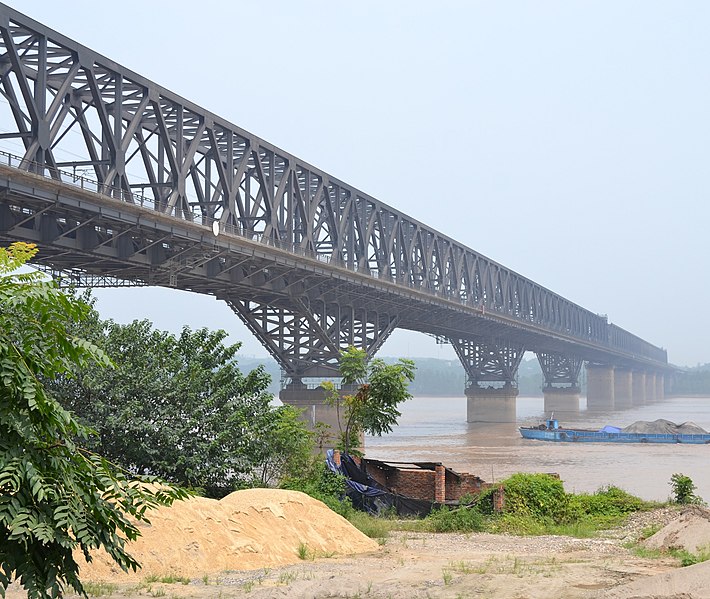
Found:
[444,471,485,501]
[360,459,490,503]
[389,469,436,501]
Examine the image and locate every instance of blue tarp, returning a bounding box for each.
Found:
[598,425,621,433]
[325,450,439,516]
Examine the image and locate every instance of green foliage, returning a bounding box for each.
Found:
[424,505,484,533]
[567,485,647,527]
[251,405,315,486]
[324,346,415,454]
[500,473,569,520]
[475,475,654,536]
[0,242,189,599]
[670,473,704,505]
[49,306,310,497]
[487,513,549,535]
[338,346,368,385]
[280,461,352,518]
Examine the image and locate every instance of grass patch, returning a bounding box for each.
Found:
[297,542,311,560]
[629,542,710,567]
[83,581,118,597]
[346,509,401,540]
[142,574,190,585]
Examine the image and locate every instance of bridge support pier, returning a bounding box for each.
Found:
[656,374,665,401]
[450,337,524,423]
[536,352,583,416]
[613,368,633,409]
[632,371,646,405]
[280,381,360,451]
[586,364,615,411]
[466,384,518,423]
[645,373,657,403]
[543,386,581,416]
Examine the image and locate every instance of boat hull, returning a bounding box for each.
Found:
[519,427,710,444]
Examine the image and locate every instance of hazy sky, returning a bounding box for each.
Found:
[6,1,709,366]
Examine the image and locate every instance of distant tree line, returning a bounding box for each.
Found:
[672,364,710,395]
[239,355,551,397]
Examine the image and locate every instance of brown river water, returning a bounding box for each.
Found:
[364,395,710,502]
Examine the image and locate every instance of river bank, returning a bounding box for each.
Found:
[5,507,698,599]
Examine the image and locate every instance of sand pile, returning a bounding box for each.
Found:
[603,507,710,598]
[601,559,710,598]
[643,505,710,554]
[79,488,378,581]
[621,419,708,434]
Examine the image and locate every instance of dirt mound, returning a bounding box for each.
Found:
[600,558,710,598]
[643,505,710,554]
[599,507,710,598]
[621,419,709,435]
[79,488,378,581]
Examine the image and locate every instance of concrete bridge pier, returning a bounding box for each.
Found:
[466,384,518,423]
[613,368,633,409]
[586,364,615,411]
[632,371,646,405]
[656,374,665,401]
[543,386,581,416]
[280,381,359,451]
[645,373,657,403]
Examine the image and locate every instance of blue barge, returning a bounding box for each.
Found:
[520,419,710,444]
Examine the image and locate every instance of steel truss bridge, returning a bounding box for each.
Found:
[0,4,668,394]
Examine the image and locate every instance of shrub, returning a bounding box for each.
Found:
[424,505,485,533]
[280,461,353,518]
[501,473,568,521]
[670,473,704,505]
[568,486,646,521]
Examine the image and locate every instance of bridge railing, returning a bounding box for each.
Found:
[0,149,475,298]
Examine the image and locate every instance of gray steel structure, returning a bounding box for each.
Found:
[0,5,668,387]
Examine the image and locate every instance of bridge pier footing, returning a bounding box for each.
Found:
[466,385,518,423]
[543,386,580,416]
[586,364,615,411]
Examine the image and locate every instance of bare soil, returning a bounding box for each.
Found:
[6,496,710,598]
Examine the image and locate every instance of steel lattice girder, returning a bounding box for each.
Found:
[227,298,398,378]
[536,352,583,387]
[0,4,669,373]
[450,338,525,386]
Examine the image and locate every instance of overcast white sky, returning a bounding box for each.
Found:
[6,1,710,366]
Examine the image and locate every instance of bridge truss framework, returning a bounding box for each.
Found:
[0,4,668,388]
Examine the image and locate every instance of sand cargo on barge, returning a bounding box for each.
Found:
[520,418,710,444]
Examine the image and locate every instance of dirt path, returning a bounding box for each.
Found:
[5,529,680,598]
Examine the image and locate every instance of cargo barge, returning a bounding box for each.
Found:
[520,418,710,444]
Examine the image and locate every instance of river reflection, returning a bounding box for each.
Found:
[364,395,710,502]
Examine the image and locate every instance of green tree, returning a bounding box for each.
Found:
[0,242,188,599]
[250,405,315,487]
[325,346,416,454]
[49,305,312,496]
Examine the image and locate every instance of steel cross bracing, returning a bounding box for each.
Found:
[450,338,525,388]
[536,352,584,388]
[0,4,669,380]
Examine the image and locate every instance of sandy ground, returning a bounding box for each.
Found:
[5,508,700,599]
